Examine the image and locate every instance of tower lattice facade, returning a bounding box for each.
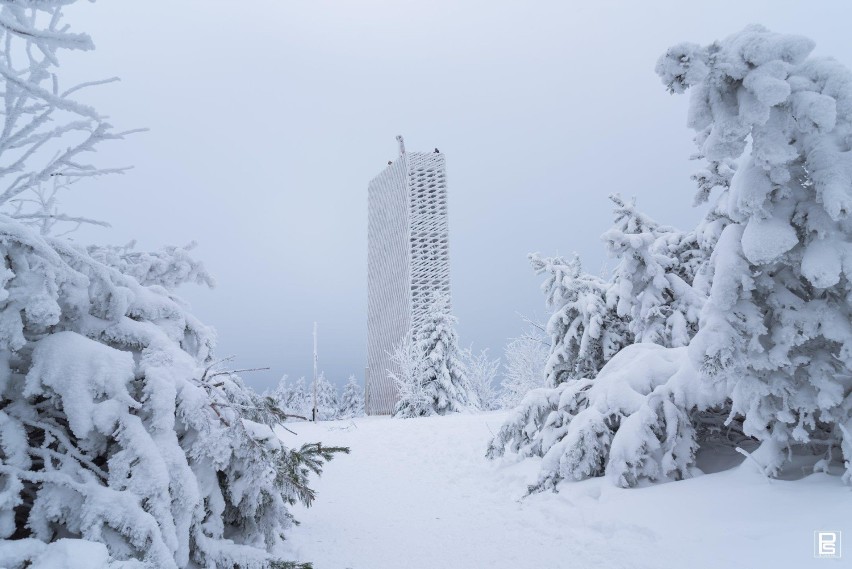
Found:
[366,143,450,415]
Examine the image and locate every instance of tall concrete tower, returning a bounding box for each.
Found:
[365,137,450,415]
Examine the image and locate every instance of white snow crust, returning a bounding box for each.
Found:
[280,412,850,569]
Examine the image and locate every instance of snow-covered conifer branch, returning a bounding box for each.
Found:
[87,241,215,290]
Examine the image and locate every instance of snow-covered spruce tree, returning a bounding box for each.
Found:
[499,324,549,409]
[490,25,852,489]
[487,202,717,488]
[486,253,631,471]
[338,375,365,419]
[461,347,501,410]
[657,25,852,478]
[603,194,704,348]
[268,375,310,420]
[394,293,478,417]
[291,377,310,417]
[0,223,348,569]
[0,3,345,567]
[312,372,339,421]
[532,253,629,388]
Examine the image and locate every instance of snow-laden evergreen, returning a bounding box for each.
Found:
[0,220,345,568]
[388,334,432,418]
[488,201,718,489]
[488,154,714,490]
[338,375,365,419]
[87,241,215,291]
[603,194,704,348]
[313,372,340,421]
[0,3,344,567]
[530,253,631,387]
[529,253,628,388]
[489,25,852,488]
[270,373,348,422]
[394,294,478,417]
[269,375,311,420]
[657,24,852,478]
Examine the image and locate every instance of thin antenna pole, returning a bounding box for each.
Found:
[312,322,318,422]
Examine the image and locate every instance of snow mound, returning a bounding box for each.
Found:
[740,215,798,265]
[489,344,725,489]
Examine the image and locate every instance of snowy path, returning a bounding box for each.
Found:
[280,412,850,569]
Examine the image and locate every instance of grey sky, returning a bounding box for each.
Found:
[61,0,851,391]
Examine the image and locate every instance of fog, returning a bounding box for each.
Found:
[58,0,852,390]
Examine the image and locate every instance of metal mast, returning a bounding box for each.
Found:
[312,322,318,421]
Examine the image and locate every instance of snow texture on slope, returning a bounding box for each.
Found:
[280,412,851,569]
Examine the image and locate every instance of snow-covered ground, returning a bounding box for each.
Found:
[280,412,850,569]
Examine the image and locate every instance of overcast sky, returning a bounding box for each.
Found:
[59,0,851,391]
